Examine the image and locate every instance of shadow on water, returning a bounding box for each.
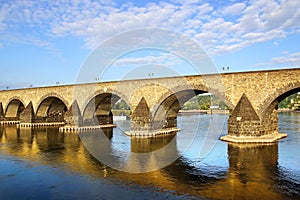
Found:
[162,142,296,199]
[130,134,176,153]
[0,113,299,199]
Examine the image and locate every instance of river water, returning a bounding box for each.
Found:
[0,112,299,199]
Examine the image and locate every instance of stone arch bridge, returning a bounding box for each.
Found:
[0,68,299,143]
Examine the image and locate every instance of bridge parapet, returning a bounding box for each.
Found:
[0,68,299,142]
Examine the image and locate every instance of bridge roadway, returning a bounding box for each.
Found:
[0,68,299,142]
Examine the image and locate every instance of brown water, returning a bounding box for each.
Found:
[0,113,299,199]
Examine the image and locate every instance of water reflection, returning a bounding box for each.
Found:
[225,143,280,199]
[130,134,176,153]
[78,128,179,173]
[0,113,299,199]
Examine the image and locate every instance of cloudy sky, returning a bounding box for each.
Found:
[0,0,299,88]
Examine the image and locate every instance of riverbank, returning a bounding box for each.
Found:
[180,109,300,114]
[178,109,229,115]
[278,109,300,113]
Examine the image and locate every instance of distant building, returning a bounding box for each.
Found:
[291,93,300,110]
[210,105,219,110]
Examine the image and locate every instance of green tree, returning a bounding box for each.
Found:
[278,93,297,109]
[182,94,228,110]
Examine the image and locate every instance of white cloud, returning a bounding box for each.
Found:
[255,52,300,67]
[0,3,9,32]
[112,52,184,67]
[260,0,300,30]
[0,0,299,56]
[222,3,246,16]
[271,52,300,66]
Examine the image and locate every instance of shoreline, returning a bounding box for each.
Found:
[179,109,300,114]
[178,110,229,114]
[278,109,300,113]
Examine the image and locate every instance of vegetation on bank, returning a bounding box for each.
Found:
[112,99,130,116]
[181,93,300,110]
[112,94,228,116]
[181,94,228,110]
[278,93,300,109]
[112,93,300,116]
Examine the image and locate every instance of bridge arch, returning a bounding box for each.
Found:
[5,97,25,119]
[81,88,129,111]
[36,95,68,122]
[36,93,70,112]
[153,89,206,129]
[154,84,234,113]
[152,84,233,129]
[82,91,130,126]
[260,81,300,117]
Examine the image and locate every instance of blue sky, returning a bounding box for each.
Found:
[0,0,300,89]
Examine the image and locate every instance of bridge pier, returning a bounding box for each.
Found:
[0,103,4,119]
[60,101,116,132]
[20,102,35,123]
[130,97,151,131]
[221,94,287,143]
[64,101,82,126]
[126,97,180,137]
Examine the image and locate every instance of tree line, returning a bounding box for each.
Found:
[112,93,299,112]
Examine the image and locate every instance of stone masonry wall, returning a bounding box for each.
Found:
[0,68,299,138]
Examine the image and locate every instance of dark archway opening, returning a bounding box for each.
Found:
[36,97,67,123]
[265,88,300,117]
[5,99,25,120]
[262,89,300,138]
[153,90,229,130]
[82,93,130,126]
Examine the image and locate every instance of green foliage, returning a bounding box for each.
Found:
[113,99,130,110]
[111,93,300,113]
[112,99,130,116]
[279,93,300,109]
[182,94,228,110]
[112,93,300,112]
[182,93,300,110]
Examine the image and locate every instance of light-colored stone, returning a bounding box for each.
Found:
[220,133,287,143]
[0,68,299,141]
